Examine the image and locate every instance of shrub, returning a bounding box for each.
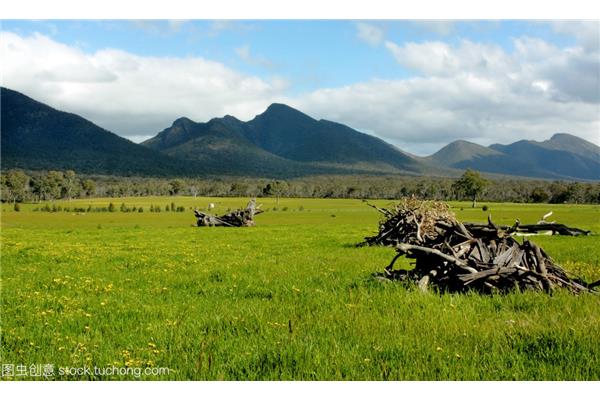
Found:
[108,203,115,212]
[482,205,489,211]
[138,207,144,213]
[14,203,20,212]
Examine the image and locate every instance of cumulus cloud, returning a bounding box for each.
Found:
[1,31,286,140]
[356,22,384,46]
[549,20,600,52]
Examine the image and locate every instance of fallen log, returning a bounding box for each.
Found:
[463,210,590,237]
[194,198,263,227]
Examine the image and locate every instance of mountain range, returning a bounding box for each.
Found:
[2,87,598,181]
[426,135,600,180]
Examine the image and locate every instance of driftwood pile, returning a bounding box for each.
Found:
[194,199,263,227]
[364,199,598,294]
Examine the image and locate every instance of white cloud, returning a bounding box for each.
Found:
[356,22,384,46]
[1,31,286,140]
[385,39,510,77]
[549,20,599,51]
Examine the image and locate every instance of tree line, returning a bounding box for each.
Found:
[1,169,599,204]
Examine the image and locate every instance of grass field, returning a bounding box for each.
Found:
[1,197,599,380]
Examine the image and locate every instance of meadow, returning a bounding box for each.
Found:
[1,197,599,380]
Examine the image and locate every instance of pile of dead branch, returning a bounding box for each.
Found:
[364,199,598,294]
[194,199,263,227]
[362,198,457,247]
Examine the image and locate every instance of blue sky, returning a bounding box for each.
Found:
[1,20,598,154]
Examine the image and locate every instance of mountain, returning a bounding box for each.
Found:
[143,114,346,177]
[429,134,600,180]
[426,140,505,166]
[3,87,598,181]
[142,103,427,176]
[536,133,600,161]
[489,134,600,180]
[0,87,195,176]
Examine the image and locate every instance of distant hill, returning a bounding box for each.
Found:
[428,134,600,180]
[426,140,504,166]
[0,87,195,176]
[143,103,428,176]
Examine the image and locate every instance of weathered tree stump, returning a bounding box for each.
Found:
[194,198,263,227]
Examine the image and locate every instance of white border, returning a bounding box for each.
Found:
[0,0,599,19]
[1,0,599,397]
[0,381,599,400]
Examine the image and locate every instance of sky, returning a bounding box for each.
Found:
[1,19,599,155]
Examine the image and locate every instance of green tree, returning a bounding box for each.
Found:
[4,170,30,203]
[34,171,64,200]
[81,179,96,197]
[263,180,289,206]
[170,179,185,196]
[530,187,550,203]
[452,169,488,208]
[62,170,78,200]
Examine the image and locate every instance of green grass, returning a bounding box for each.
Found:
[1,197,599,380]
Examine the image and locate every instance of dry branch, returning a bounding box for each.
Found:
[365,199,596,295]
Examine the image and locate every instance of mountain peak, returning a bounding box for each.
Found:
[223,114,241,122]
[543,132,600,160]
[265,103,296,112]
[427,139,502,166]
[259,103,314,120]
[172,116,195,126]
[551,133,576,141]
[548,133,594,146]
